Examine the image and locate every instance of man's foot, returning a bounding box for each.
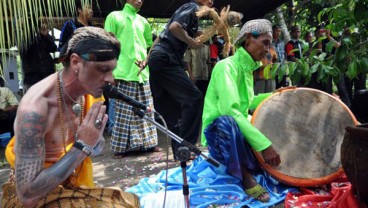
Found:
[244,184,270,202]
[112,152,125,159]
[146,146,163,152]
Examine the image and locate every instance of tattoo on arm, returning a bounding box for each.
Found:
[15,112,87,205]
[16,112,46,188]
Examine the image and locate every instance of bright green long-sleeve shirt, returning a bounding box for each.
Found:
[201,47,272,151]
[104,3,153,83]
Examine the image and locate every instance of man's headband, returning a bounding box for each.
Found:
[234,19,272,46]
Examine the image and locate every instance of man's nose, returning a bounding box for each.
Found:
[105,73,114,83]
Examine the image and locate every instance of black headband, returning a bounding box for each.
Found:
[60,37,120,62]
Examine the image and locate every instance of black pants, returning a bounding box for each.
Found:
[148,50,203,158]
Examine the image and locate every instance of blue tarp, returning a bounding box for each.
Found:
[127,155,297,208]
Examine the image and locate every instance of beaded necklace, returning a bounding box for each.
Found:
[57,71,84,153]
[59,71,82,116]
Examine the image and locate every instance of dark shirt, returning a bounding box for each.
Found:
[317,38,336,55]
[156,0,199,62]
[285,39,302,61]
[20,33,57,85]
[58,18,93,50]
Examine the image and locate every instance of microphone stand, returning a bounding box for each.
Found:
[132,108,220,208]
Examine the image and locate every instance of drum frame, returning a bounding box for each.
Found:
[251,87,358,187]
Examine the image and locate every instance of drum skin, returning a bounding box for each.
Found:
[251,87,358,187]
[341,125,368,204]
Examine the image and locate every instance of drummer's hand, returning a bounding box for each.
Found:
[332,93,340,99]
[273,85,297,94]
[261,145,281,167]
[135,60,148,76]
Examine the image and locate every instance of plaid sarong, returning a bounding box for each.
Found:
[2,169,140,208]
[110,80,157,153]
[2,181,140,208]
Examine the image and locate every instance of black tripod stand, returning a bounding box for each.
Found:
[133,108,220,208]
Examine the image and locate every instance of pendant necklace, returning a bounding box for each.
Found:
[59,71,82,116]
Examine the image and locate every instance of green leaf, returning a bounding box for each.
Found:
[326,41,335,54]
[310,63,320,74]
[346,61,358,79]
[318,65,327,82]
[278,64,288,82]
[270,63,280,79]
[263,64,272,79]
[302,60,310,76]
[335,45,349,61]
[288,62,297,76]
[358,58,368,74]
[291,69,302,85]
[360,57,368,69]
[318,52,327,62]
[325,65,339,78]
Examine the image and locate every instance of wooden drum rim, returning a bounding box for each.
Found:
[251,87,358,187]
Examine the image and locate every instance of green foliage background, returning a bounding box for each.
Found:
[266,0,368,86]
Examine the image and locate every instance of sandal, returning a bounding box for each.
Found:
[146,147,163,152]
[245,184,270,202]
[112,152,125,159]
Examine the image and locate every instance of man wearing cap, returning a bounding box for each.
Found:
[285,25,303,62]
[2,27,139,207]
[201,19,281,202]
[104,0,159,158]
[147,0,214,161]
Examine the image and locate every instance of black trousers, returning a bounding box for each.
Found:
[148,50,203,158]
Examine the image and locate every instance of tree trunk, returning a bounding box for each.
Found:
[276,7,290,42]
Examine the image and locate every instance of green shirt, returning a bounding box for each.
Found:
[201,47,272,151]
[104,3,153,83]
[0,87,19,109]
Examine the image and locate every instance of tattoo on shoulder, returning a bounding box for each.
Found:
[16,112,47,187]
[17,112,46,158]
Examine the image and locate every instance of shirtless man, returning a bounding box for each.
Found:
[3,27,139,208]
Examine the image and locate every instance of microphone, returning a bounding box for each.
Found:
[103,84,154,112]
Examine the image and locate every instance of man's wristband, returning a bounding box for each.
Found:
[73,133,93,156]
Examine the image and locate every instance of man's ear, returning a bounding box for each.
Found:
[244,33,253,47]
[70,53,81,69]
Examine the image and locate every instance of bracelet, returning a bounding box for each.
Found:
[73,133,94,156]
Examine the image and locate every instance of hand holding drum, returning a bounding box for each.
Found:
[261,145,281,167]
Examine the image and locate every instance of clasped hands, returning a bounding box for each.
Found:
[75,102,107,149]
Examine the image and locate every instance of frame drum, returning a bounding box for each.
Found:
[251,87,358,187]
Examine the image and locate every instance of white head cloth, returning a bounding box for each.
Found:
[234,19,272,46]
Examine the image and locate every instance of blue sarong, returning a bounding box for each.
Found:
[204,115,259,182]
[127,156,295,207]
[127,116,297,207]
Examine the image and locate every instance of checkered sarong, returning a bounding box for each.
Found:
[2,169,140,208]
[110,80,157,153]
